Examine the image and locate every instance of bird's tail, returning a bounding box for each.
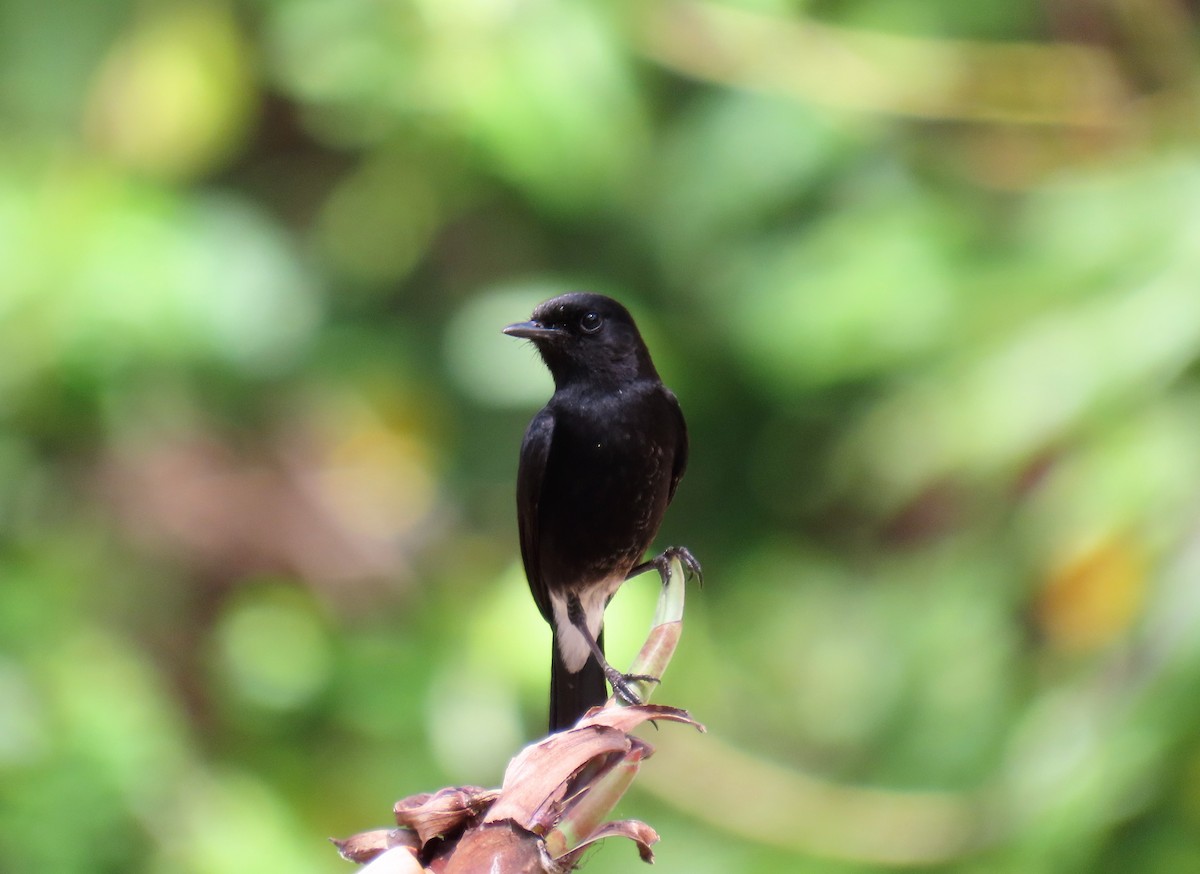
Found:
[549,630,607,732]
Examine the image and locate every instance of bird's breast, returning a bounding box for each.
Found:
[537,388,680,589]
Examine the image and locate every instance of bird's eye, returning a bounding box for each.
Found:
[580,312,603,334]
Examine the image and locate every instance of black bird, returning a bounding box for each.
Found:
[504,292,698,732]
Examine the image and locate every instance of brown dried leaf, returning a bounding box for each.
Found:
[331,828,421,864]
[577,703,705,735]
[571,819,660,864]
[442,822,548,874]
[394,786,500,846]
[485,725,632,828]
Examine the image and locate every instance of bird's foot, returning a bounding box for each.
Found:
[628,545,703,587]
[606,668,661,706]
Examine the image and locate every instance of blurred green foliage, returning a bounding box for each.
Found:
[2,0,1200,872]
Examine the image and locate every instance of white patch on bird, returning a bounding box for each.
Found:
[549,574,624,672]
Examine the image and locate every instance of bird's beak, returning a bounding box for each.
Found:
[503,320,562,342]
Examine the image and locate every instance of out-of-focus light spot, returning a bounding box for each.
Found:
[0,659,45,764]
[317,151,442,284]
[599,574,659,672]
[719,197,953,391]
[179,197,322,374]
[1037,535,1146,652]
[728,550,905,749]
[413,0,525,28]
[84,6,257,180]
[844,267,1200,513]
[431,562,556,770]
[651,91,841,269]
[0,162,318,398]
[213,584,332,713]
[49,629,189,805]
[425,2,644,211]
[169,770,324,874]
[427,664,522,785]
[321,449,430,539]
[444,284,556,407]
[264,0,411,111]
[1005,685,1106,826]
[468,561,548,680]
[317,398,439,540]
[791,622,900,747]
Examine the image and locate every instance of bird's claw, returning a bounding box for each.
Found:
[668,546,703,584]
[627,545,703,587]
[607,670,661,706]
[655,545,703,587]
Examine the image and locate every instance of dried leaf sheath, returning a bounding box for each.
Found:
[333,556,703,872]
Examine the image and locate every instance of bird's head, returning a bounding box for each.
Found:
[504,293,658,387]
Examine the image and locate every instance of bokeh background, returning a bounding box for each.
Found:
[4,0,1200,871]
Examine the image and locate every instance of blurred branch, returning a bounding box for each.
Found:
[1109,0,1200,89]
[631,0,1134,128]
[632,513,1200,867]
[639,728,985,866]
[334,557,703,872]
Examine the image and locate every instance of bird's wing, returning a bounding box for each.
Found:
[516,406,556,624]
[666,389,688,502]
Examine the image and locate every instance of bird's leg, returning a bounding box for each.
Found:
[566,593,659,706]
[626,545,703,587]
